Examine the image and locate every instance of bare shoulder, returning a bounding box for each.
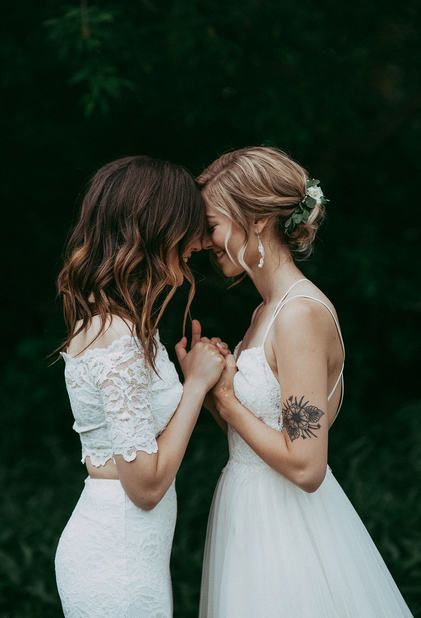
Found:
[99,315,135,342]
[277,298,329,330]
[272,289,338,350]
[68,314,135,355]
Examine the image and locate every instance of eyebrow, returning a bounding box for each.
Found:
[206,213,217,220]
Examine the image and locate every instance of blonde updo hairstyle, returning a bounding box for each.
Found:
[197,146,325,263]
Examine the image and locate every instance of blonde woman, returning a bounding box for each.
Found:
[54,156,226,617]
[197,147,412,617]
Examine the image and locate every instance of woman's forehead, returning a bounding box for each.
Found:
[205,203,226,219]
[206,209,217,219]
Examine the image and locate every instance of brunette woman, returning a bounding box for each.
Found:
[54,156,225,617]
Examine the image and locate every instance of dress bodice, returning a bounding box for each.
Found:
[229,345,283,467]
[229,278,345,468]
[61,331,183,467]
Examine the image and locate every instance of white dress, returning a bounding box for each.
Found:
[55,332,183,618]
[200,280,413,618]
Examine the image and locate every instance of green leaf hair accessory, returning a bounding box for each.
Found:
[283,178,328,236]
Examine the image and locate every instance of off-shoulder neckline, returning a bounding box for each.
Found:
[60,331,161,362]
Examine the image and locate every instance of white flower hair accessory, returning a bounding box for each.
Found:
[284,178,328,235]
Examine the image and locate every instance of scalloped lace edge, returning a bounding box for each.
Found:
[81,444,159,467]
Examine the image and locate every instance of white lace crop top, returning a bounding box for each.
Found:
[60,332,183,467]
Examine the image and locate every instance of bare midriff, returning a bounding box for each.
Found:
[85,456,120,480]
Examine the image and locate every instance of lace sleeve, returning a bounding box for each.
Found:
[95,338,158,461]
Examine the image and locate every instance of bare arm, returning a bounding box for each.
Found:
[100,335,225,510]
[116,377,210,509]
[191,319,228,433]
[203,392,228,433]
[202,302,262,434]
[213,302,330,492]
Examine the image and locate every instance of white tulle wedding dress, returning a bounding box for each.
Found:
[200,281,413,618]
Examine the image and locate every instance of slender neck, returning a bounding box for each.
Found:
[249,236,305,304]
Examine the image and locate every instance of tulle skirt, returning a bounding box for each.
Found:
[199,460,413,617]
[55,477,177,618]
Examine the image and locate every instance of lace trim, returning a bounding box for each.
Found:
[81,443,158,467]
[60,330,166,362]
[61,334,138,362]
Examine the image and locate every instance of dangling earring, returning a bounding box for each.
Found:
[257,232,265,268]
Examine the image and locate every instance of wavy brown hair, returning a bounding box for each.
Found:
[56,155,206,369]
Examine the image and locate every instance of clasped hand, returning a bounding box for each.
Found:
[175,320,237,414]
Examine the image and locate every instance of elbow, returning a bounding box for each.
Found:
[294,464,327,494]
[127,485,163,511]
[117,456,166,510]
[300,477,324,494]
[140,500,159,511]
[136,495,158,511]
[134,488,162,511]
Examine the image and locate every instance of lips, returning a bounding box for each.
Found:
[214,250,226,261]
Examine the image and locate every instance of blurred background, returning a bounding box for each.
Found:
[1,1,420,616]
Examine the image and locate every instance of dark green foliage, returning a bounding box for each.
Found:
[283,178,328,235]
[1,0,420,615]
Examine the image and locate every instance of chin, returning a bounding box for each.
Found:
[212,250,244,278]
[220,263,244,278]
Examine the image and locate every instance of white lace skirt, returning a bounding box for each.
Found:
[55,477,177,618]
[199,461,413,618]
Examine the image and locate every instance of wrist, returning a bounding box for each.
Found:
[183,378,208,401]
[215,390,237,420]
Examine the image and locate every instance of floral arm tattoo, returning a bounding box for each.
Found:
[282,395,325,441]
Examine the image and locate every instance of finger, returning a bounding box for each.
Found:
[216,351,227,365]
[212,338,229,350]
[175,337,187,363]
[225,354,237,371]
[191,319,202,348]
[200,336,211,344]
[216,342,230,356]
[209,344,225,358]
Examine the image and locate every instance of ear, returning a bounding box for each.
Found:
[253,217,270,235]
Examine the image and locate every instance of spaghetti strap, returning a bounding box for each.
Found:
[262,292,345,421]
[261,279,308,345]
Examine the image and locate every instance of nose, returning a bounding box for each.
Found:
[201,232,213,250]
[190,239,202,253]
